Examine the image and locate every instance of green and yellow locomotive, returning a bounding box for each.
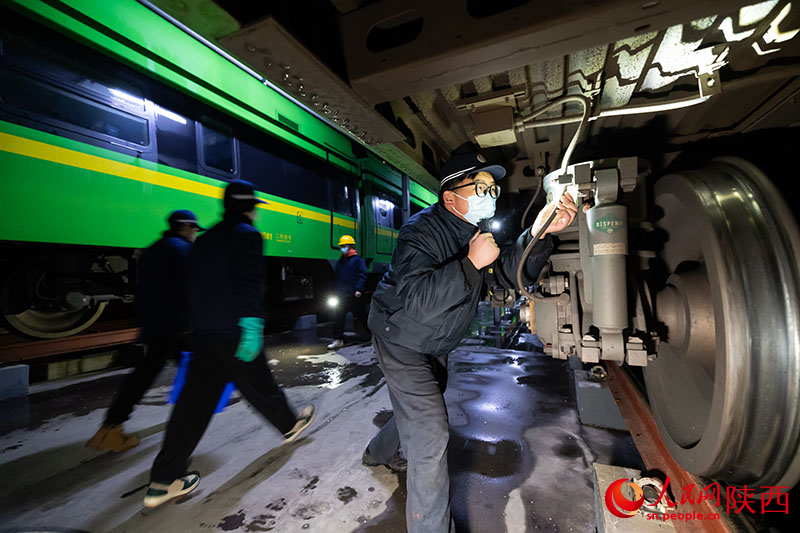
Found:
[0,0,437,338]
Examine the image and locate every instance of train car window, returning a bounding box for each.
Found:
[1,28,147,114]
[155,105,196,174]
[0,66,149,146]
[331,176,355,217]
[199,122,236,174]
[281,159,331,210]
[240,140,331,211]
[373,186,403,229]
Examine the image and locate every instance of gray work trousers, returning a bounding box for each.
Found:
[367,335,455,533]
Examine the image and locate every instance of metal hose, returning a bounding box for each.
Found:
[517,94,591,175]
[514,94,590,299]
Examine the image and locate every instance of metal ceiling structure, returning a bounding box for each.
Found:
[151,0,800,194]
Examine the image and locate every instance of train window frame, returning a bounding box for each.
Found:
[154,104,197,174]
[196,117,240,180]
[0,27,155,156]
[0,64,153,153]
[0,27,152,113]
[371,182,403,230]
[330,175,356,217]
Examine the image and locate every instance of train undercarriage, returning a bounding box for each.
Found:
[0,246,134,338]
[517,152,800,490]
[0,249,344,338]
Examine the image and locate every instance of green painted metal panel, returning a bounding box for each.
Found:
[358,180,395,268]
[0,120,209,186]
[0,1,440,271]
[0,121,354,261]
[365,173,403,198]
[151,0,240,41]
[410,179,438,206]
[3,0,357,173]
[360,153,403,190]
[376,225,397,257]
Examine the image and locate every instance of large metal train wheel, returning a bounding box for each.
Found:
[646,157,800,488]
[3,303,107,339]
[1,270,107,339]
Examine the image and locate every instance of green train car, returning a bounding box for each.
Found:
[0,0,437,338]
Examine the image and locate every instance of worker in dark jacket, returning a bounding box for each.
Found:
[327,234,369,350]
[144,181,316,509]
[87,210,204,453]
[362,152,577,532]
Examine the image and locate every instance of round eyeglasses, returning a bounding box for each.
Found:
[450,181,501,199]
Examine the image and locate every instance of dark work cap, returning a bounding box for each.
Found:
[224,180,268,207]
[439,152,506,189]
[167,210,206,231]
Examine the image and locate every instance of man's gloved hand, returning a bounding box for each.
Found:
[235,317,265,362]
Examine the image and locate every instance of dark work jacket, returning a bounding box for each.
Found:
[334,253,367,297]
[368,203,554,356]
[187,212,265,336]
[137,231,192,342]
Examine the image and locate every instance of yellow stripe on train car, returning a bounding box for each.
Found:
[0,131,356,229]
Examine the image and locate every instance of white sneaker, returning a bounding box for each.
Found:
[327,339,344,349]
[143,472,200,508]
[283,405,317,443]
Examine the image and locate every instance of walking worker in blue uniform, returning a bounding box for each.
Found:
[363,151,577,532]
[327,234,369,350]
[144,181,316,509]
[87,210,204,453]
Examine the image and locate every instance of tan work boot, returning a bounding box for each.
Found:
[86,425,140,452]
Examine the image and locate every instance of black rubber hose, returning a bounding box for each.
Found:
[520,180,544,230]
[516,204,561,301]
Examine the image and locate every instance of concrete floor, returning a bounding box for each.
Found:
[0,320,643,532]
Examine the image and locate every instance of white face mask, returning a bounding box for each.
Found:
[453,192,496,225]
[340,247,350,254]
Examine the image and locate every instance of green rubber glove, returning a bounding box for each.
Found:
[235,317,265,362]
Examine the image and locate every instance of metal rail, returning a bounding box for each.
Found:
[0,321,139,364]
[604,363,747,533]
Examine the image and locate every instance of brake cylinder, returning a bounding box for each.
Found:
[586,203,628,331]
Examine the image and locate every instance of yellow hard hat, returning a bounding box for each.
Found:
[338,235,356,246]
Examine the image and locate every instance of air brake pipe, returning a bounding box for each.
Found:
[515,66,800,132]
[516,94,591,176]
[515,94,590,299]
[516,92,726,131]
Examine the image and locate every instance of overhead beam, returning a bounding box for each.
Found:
[340,0,753,104]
